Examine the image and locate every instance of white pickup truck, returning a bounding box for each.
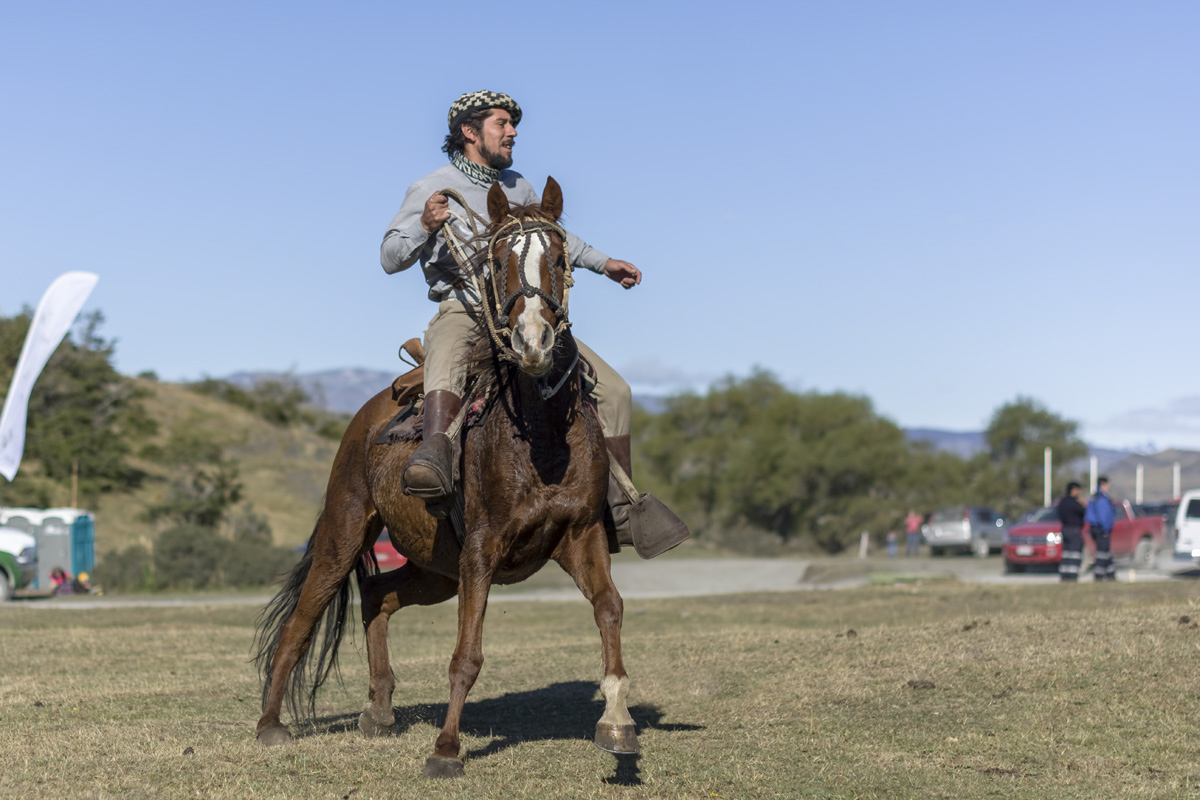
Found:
[0,525,37,601]
[1173,491,1200,564]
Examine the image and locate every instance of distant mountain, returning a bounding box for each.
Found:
[224,368,396,414]
[905,428,986,459]
[632,394,667,414]
[906,427,1134,475]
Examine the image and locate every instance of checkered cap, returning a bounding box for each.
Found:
[447,90,522,131]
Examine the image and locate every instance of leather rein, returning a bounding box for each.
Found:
[439,188,578,398]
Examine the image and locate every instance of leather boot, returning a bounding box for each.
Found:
[604,436,636,549]
[604,435,691,559]
[402,390,461,514]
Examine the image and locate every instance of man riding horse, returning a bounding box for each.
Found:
[380,89,687,558]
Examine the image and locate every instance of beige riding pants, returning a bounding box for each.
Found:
[423,300,631,437]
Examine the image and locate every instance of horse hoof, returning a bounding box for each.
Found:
[257,726,292,747]
[594,723,640,754]
[359,710,394,738]
[423,756,465,779]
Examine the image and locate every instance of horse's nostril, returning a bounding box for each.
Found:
[540,325,553,350]
[512,328,525,353]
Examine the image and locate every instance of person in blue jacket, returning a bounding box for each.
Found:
[1084,477,1117,581]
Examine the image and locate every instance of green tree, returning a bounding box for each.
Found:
[0,309,157,506]
[972,397,1088,518]
[636,370,927,552]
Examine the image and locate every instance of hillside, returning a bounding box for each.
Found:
[89,378,341,554]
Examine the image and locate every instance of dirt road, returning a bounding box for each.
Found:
[6,551,1189,610]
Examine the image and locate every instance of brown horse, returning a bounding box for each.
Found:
[253,177,638,778]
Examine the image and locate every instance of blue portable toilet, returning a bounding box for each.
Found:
[71,515,95,577]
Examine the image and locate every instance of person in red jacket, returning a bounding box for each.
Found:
[904,509,924,557]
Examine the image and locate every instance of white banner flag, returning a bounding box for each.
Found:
[0,271,100,481]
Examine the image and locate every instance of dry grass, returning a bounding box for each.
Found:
[3,579,1200,798]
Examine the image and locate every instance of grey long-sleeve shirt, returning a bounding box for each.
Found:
[380,162,610,304]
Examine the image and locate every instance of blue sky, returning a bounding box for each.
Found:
[3,1,1197,449]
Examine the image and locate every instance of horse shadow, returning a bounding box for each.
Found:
[308,680,703,786]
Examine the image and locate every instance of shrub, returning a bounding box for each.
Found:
[222,538,298,587]
[221,506,298,587]
[153,525,226,589]
[92,544,155,592]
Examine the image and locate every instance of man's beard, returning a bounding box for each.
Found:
[480,140,514,170]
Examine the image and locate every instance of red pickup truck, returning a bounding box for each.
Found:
[1002,498,1163,574]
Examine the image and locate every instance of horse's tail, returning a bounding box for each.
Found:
[253,521,379,722]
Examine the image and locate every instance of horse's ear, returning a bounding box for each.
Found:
[487,182,510,224]
[541,176,563,220]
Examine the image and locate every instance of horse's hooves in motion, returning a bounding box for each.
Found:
[423,756,465,779]
[257,725,293,747]
[359,709,394,738]
[594,723,641,754]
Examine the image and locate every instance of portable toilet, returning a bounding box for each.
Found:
[0,507,95,589]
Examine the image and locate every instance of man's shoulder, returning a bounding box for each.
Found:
[406,163,460,192]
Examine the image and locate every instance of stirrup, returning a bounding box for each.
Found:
[606,465,690,559]
[402,433,456,507]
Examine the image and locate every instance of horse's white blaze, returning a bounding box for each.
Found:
[513,233,554,367]
[598,674,634,727]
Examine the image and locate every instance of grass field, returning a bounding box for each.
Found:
[3,577,1200,799]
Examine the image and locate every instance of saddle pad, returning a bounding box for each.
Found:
[374,391,496,447]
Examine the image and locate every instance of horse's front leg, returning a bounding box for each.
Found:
[424,537,496,778]
[556,524,639,754]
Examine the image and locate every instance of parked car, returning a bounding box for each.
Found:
[924,506,1007,557]
[294,531,409,572]
[0,525,38,602]
[374,530,408,572]
[1171,490,1200,565]
[1003,497,1164,573]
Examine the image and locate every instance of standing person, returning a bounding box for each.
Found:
[1084,476,1117,581]
[886,530,898,558]
[904,508,923,557]
[380,90,687,558]
[1057,482,1086,582]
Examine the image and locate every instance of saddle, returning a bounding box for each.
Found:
[390,338,427,406]
[374,337,496,447]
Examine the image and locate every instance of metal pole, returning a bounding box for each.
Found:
[1090,456,1098,493]
[1136,463,1144,505]
[1044,446,1052,507]
[1175,462,1182,500]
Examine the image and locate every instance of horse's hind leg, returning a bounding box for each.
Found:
[256,502,375,746]
[556,526,640,754]
[359,563,458,737]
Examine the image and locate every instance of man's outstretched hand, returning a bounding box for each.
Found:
[604,259,642,289]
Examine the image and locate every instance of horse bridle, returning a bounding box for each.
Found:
[439,189,576,370]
